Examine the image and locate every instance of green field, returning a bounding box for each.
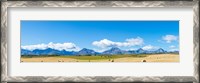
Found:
[21,54,148,60]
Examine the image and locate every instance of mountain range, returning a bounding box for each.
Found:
[21,47,178,56]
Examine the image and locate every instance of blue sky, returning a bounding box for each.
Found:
[21,21,179,52]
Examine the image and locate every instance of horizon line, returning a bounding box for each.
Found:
[21,47,179,52]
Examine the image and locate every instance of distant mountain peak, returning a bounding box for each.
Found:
[46,48,53,50]
[111,47,119,49]
[137,48,144,50]
[157,48,165,51]
[78,48,97,55]
[79,48,93,52]
[155,48,165,53]
[110,47,121,50]
[136,48,145,54]
[158,48,164,50]
[103,47,124,54]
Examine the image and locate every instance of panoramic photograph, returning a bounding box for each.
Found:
[21,21,179,62]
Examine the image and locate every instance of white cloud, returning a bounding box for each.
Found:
[21,42,80,51]
[92,37,143,48]
[93,48,109,52]
[169,45,179,51]
[169,45,176,48]
[92,39,115,48]
[125,48,137,51]
[169,48,179,51]
[162,35,178,43]
[142,45,158,51]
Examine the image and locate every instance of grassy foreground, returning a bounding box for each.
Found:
[21,54,179,62]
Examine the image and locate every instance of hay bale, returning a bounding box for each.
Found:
[142,60,146,62]
[111,59,114,62]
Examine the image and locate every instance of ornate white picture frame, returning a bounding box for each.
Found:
[1,1,199,83]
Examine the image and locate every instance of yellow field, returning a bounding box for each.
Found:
[21,54,179,62]
[114,54,179,62]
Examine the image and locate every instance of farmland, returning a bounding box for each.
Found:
[21,53,179,62]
